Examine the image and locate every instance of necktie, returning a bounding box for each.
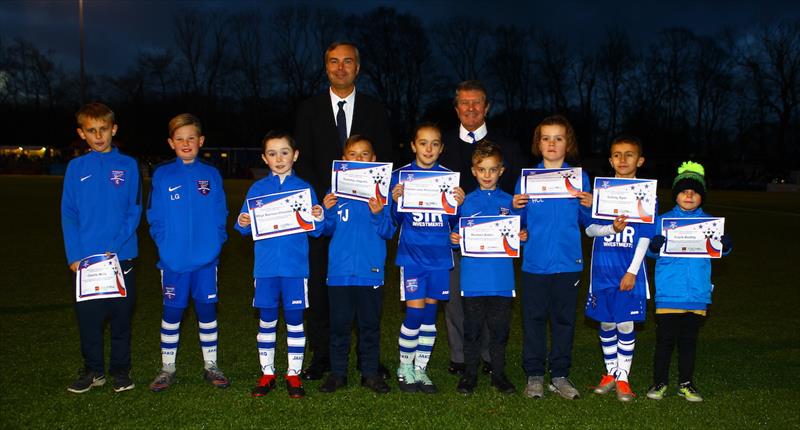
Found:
[467,131,476,144]
[337,100,347,146]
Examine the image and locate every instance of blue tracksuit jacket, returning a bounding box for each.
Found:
[234,171,322,278]
[147,158,227,273]
[61,147,141,264]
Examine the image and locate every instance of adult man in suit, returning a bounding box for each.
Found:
[294,41,393,384]
[439,80,523,375]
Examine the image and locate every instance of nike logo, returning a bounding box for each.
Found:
[168,185,182,192]
[338,202,349,208]
[123,268,133,275]
[80,175,91,182]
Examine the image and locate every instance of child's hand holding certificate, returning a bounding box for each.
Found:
[459,215,521,258]
[76,253,127,302]
[661,217,726,258]
[398,170,460,214]
[246,189,316,240]
[520,168,583,198]
[331,160,392,205]
[592,177,657,223]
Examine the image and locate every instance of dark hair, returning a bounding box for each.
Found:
[531,115,578,160]
[344,134,373,151]
[471,140,504,165]
[609,134,643,155]
[454,80,488,106]
[261,130,296,152]
[324,41,360,65]
[412,122,442,141]
[76,102,115,126]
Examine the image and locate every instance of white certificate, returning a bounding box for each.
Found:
[247,188,316,240]
[592,177,657,223]
[520,168,583,198]
[75,253,127,302]
[331,160,392,205]
[661,217,726,258]
[398,170,460,214]
[459,215,521,258]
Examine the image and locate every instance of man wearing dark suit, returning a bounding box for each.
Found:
[439,80,523,376]
[294,42,392,384]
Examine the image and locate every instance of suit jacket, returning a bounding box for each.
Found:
[294,91,392,197]
[439,127,525,195]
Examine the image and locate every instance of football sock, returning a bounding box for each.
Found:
[599,321,618,375]
[616,321,636,382]
[160,305,184,373]
[257,308,278,375]
[284,308,305,376]
[195,302,218,369]
[415,302,438,370]
[399,306,424,365]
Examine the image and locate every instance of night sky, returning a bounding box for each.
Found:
[2,0,798,77]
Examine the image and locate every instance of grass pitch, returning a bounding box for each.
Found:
[0,176,798,429]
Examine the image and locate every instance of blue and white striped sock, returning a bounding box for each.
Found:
[257,308,278,375]
[284,309,305,376]
[415,302,438,370]
[195,302,218,369]
[399,307,424,365]
[616,321,636,382]
[160,306,184,373]
[599,322,618,375]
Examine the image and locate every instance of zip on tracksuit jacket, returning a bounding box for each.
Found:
[61,147,141,264]
[515,162,592,274]
[321,194,396,286]
[647,205,731,311]
[390,161,457,270]
[457,188,516,297]
[147,158,227,273]
[234,171,322,278]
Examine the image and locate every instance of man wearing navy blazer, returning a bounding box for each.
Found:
[438,80,524,376]
[294,41,392,382]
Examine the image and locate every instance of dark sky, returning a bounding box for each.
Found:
[1,0,798,76]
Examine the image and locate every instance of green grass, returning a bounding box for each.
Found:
[0,175,798,429]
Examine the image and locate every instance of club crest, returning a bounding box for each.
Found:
[197,180,211,195]
[110,170,125,186]
[163,286,176,300]
[404,278,419,293]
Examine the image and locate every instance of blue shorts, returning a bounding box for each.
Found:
[161,265,218,308]
[254,277,308,310]
[400,267,450,301]
[585,288,646,323]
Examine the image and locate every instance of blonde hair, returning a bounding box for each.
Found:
[168,113,202,137]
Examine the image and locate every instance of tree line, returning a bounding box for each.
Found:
[1,6,798,186]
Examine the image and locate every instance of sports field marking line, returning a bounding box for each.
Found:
[706,203,800,217]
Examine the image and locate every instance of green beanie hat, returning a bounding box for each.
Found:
[672,161,706,202]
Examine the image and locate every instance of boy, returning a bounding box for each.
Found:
[147,114,229,392]
[61,102,141,393]
[390,123,465,394]
[318,135,395,394]
[449,141,527,395]
[584,135,654,401]
[235,131,324,399]
[646,161,732,402]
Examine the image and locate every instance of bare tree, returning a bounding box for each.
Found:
[597,28,635,138]
[432,17,490,81]
[488,25,533,113]
[689,35,733,151]
[532,31,570,113]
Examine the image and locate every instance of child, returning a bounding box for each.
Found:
[584,135,655,401]
[390,123,465,394]
[61,102,141,393]
[449,141,527,395]
[146,114,229,392]
[318,135,395,394]
[235,131,324,399]
[512,115,593,400]
[646,161,732,402]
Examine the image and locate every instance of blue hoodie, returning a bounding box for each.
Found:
[647,205,731,311]
[235,171,322,278]
[61,147,141,264]
[147,158,227,273]
[515,162,592,274]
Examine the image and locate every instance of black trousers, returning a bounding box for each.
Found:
[462,296,512,377]
[306,236,330,366]
[328,286,383,378]
[74,260,136,375]
[653,312,704,385]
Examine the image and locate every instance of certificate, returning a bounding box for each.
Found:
[660,217,726,258]
[75,253,127,302]
[459,215,521,258]
[331,160,392,205]
[592,177,657,223]
[398,170,460,214]
[520,168,582,198]
[247,188,316,240]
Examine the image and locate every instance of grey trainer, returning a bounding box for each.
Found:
[524,376,545,399]
[549,377,580,399]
